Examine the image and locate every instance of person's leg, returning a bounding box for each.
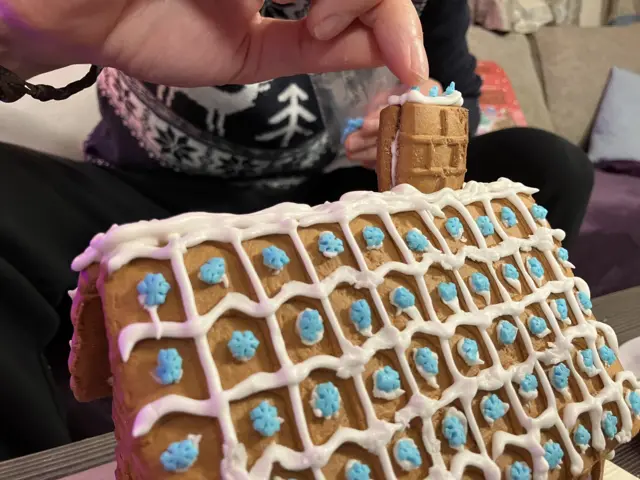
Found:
[466,127,594,249]
[0,143,170,460]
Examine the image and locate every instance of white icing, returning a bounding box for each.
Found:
[198,269,229,288]
[372,367,405,400]
[310,384,341,419]
[558,258,575,270]
[576,291,592,316]
[443,407,468,452]
[526,260,545,288]
[550,300,571,325]
[393,438,421,472]
[527,315,551,339]
[319,231,341,259]
[68,288,77,299]
[295,308,324,346]
[413,348,439,389]
[625,390,640,418]
[576,349,601,378]
[443,296,462,314]
[391,130,400,188]
[468,277,491,305]
[479,394,510,425]
[390,287,414,316]
[518,384,538,402]
[502,268,522,294]
[69,178,638,480]
[548,368,572,401]
[388,89,464,107]
[456,339,484,367]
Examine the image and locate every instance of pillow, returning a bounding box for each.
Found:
[588,67,640,175]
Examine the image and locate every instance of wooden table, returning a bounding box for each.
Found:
[1,286,639,480]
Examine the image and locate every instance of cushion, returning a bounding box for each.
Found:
[588,67,640,174]
[467,26,554,132]
[533,24,640,146]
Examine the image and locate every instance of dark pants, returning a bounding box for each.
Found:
[0,127,593,460]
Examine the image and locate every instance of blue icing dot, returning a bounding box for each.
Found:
[482,394,507,422]
[250,400,282,437]
[629,391,640,415]
[415,347,439,375]
[442,414,467,448]
[598,345,617,367]
[577,291,593,311]
[445,81,456,95]
[341,117,365,143]
[501,207,518,228]
[392,287,416,310]
[262,245,290,272]
[509,461,532,480]
[395,438,422,470]
[438,282,458,303]
[544,441,564,469]
[137,273,171,307]
[531,204,548,221]
[349,299,372,333]
[557,247,569,262]
[554,298,568,319]
[363,226,385,249]
[405,229,429,252]
[429,85,439,97]
[375,366,401,393]
[528,316,548,336]
[470,272,490,293]
[527,258,544,279]
[199,257,226,285]
[476,216,495,236]
[227,331,260,361]
[520,374,538,393]
[312,382,341,419]
[498,320,518,345]
[602,411,619,439]
[297,309,324,345]
[160,436,200,472]
[580,349,595,368]
[155,348,183,385]
[503,263,519,280]
[551,363,571,390]
[346,461,371,480]
[445,217,464,239]
[318,232,344,257]
[574,424,591,447]
[460,338,480,363]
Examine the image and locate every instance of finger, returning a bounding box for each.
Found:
[347,146,377,163]
[307,0,428,85]
[345,131,378,153]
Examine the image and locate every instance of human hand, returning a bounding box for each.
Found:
[1,0,427,87]
[344,78,442,169]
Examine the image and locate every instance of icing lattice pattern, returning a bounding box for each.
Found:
[73,179,640,479]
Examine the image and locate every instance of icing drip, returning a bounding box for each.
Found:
[393,438,423,471]
[373,366,405,400]
[438,282,461,313]
[70,178,639,479]
[390,130,400,188]
[388,83,464,107]
[502,263,522,293]
[556,247,575,269]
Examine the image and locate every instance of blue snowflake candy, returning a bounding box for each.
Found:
[602,411,619,439]
[405,229,429,253]
[363,226,385,249]
[580,349,595,369]
[137,273,171,307]
[374,366,402,395]
[470,272,490,293]
[476,216,495,236]
[262,245,290,272]
[429,85,439,97]
[250,400,282,437]
[415,347,439,376]
[503,264,520,280]
[296,309,324,345]
[311,382,341,419]
[527,258,544,279]
[531,204,548,222]
[391,286,416,311]
[438,282,458,303]
[501,206,518,228]
[394,438,422,471]
[346,460,371,480]
[497,320,518,345]
[553,298,569,321]
[544,441,564,470]
[160,435,200,472]
[318,231,344,258]
[341,117,364,143]
[445,217,464,239]
[520,374,539,393]
[227,330,260,362]
[445,81,456,95]
[557,247,570,263]
[577,291,593,312]
[550,363,571,390]
[481,394,508,423]
[199,257,226,285]
[509,461,532,480]
[599,343,617,366]
[155,348,183,385]
[350,299,372,334]
[442,412,467,449]
[458,338,482,365]
[628,391,640,416]
[574,424,591,450]
[528,316,549,337]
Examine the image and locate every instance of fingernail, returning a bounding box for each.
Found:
[313,15,350,40]
[410,41,429,81]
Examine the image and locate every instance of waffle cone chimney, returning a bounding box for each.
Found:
[376,102,468,193]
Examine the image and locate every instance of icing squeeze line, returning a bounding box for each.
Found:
[72,179,638,480]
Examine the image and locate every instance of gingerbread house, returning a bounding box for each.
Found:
[69,85,640,480]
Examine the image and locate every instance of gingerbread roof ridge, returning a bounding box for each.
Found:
[71,178,537,273]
